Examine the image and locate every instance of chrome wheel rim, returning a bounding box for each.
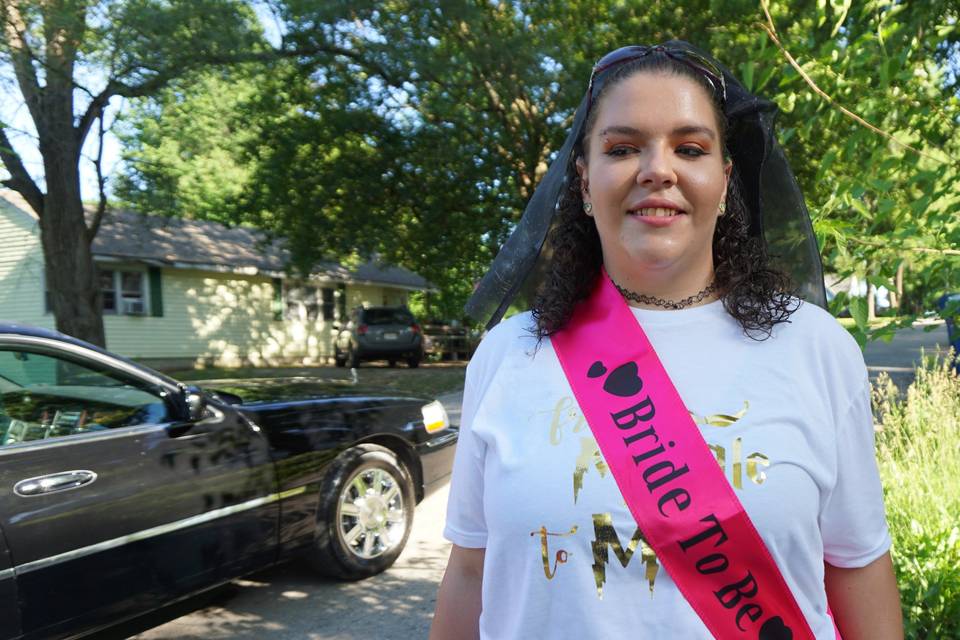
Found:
[338,467,407,560]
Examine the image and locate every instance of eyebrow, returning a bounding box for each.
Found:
[598,124,716,141]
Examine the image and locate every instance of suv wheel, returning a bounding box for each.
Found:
[407,354,420,368]
[334,345,347,368]
[307,445,414,580]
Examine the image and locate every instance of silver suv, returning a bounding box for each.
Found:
[333,306,424,368]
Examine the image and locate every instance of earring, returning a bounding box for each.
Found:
[718,202,726,215]
[583,202,593,214]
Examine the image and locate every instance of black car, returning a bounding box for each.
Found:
[0,323,457,640]
[333,306,424,368]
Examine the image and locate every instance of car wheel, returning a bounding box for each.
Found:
[407,354,420,368]
[388,359,397,368]
[308,444,414,580]
[334,345,347,368]
[348,346,361,369]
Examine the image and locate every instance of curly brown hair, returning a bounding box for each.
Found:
[531,54,799,341]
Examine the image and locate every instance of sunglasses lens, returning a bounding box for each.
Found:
[593,46,651,76]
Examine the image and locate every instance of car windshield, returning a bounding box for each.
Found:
[363,309,414,325]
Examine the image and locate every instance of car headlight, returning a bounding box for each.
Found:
[421,400,449,433]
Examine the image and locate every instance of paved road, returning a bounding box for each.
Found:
[862,321,951,391]
[97,325,950,639]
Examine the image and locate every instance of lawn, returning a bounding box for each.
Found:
[873,352,960,637]
[170,361,467,399]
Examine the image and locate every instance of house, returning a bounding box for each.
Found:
[0,190,433,369]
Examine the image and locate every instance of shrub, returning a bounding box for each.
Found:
[873,351,960,639]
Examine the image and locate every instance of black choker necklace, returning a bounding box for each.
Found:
[612,279,718,310]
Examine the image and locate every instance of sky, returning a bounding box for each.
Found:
[0,2,285,205]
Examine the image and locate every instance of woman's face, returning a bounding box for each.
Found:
[578,71,730,287]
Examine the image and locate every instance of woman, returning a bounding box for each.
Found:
[430,42,902,639]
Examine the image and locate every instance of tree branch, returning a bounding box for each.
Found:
[74,39,407,149]
[0,125,44,215]
[846,235,960,256]
[75,84,115,147]
[2,1,44,124]
[758,1,952,166]
[86,111,108,240]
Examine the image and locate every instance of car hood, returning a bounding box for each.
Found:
[199,377,427,406]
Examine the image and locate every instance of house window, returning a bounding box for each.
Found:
[100,269,146,315]
[100,271,117,313]
[284,284,336,322]
[44,269,146,315]
[284,284,319,322]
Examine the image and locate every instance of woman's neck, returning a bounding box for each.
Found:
[605,262,719,310]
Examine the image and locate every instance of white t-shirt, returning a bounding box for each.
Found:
[443,299,891,639]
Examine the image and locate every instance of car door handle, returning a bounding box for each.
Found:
[14,470,98,497]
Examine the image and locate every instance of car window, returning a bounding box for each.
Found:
[0,348,171,447]
[361,309,414,325]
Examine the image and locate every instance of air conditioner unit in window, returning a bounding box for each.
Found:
[121,299,145,315]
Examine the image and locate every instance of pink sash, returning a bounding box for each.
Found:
[552,269,838,639]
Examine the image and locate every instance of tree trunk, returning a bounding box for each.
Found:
[37,82,106,347]
[894,261,905,310]
[39,189,105,347]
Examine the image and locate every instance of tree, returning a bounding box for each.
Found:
[123,0,776,319]
[117,0,960,330]
[753,0,960,342]
[0,0,263,345]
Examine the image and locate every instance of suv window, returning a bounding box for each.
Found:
[361,308,414,326]
[0,349,170,447]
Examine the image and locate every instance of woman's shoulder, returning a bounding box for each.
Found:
[472,311,539,362]
[771,297,866,376]
[778,298,857,344]
[464,311,539,395]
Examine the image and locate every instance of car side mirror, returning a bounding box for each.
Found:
[184,386,208,421]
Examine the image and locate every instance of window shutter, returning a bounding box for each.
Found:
[272,278,283,321]
[337,283,347,321]
[148,267,164,317]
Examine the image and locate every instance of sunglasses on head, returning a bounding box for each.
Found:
[587,45,727,113]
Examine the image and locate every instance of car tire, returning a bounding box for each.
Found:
[407,355,420,368]
[308,444,415,580]
[388,359,397,368]
[348,346,361,369]
[334,345,347,368]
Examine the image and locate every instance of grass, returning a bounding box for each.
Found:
[873,351,960,638]
[170,361,467,399]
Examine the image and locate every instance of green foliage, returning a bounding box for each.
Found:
[115,69,260,223]
[115,0,960,325]
[873,354,960,638]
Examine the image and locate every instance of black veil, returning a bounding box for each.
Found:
[464,40,826,330]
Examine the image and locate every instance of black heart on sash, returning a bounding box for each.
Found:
[602,361,643,397]
[759,616,793,640]
[587,361,607,378]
